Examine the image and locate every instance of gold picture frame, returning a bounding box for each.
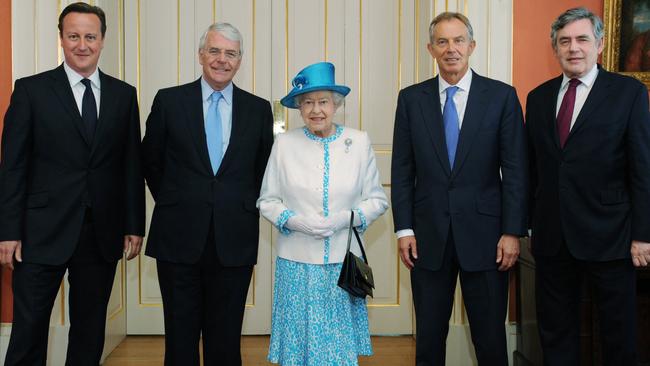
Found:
[603,0,650,86]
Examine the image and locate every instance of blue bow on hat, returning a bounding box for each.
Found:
[280,62,351,109]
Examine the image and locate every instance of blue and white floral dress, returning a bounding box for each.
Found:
[257,124,389,365]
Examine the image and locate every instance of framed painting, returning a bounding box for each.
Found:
[603,0,650,86]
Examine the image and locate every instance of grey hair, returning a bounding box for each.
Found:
[429,12,474,44]
[198,22,243,57]
[295,91,345,109]
[551,7,604,49]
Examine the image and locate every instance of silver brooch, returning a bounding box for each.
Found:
[344,138,352,153]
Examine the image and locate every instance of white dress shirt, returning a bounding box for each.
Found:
[201,77,233,158]
[63,61,100,117]
[396,70,474,239]
[556,64,599,130]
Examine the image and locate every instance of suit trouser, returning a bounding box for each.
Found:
[4,210,118,366]
[156,223,254,366]
[535,241,637,366]
[410,231,508,366]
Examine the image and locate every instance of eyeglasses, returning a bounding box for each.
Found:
[203,47,241,61]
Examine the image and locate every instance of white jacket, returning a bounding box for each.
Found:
[257,125,389,264]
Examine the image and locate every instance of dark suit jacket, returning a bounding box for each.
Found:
[526,67,650,260]
[0,64,145,265]
[391,71,528,271]
[142,79,273,266]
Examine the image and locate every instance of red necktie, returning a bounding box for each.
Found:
[556,78,580,148]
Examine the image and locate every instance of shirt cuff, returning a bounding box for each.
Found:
[275,209,295,235]
[396,229,415,239]
[353,208,368,233]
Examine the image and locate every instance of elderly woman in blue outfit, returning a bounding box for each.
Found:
[257,61,389,365]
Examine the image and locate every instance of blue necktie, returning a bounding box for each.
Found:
[80,78,97,141]
[206,91,223,175]
[443,86,460,168]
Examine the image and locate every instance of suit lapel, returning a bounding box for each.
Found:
[452,72,488,177]
[418,77,452,176]
[184,79,214,174]
[216,84,250,177]
[90,70,115,156]
[50,64,90,146]
[545,76,563,150]
[566,68,612,144]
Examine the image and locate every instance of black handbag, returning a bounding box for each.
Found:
[337,211,375,298]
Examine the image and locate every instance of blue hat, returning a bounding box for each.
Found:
[280,62,351,109]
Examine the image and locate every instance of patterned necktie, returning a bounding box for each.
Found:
[443,86,460,167]
[80,78,97,141]
[556,78,580,148]
[206,91,224,175]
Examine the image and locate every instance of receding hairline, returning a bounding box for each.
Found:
[429,12,474,43]
[198,22,243,55]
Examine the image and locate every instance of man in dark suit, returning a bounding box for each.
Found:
[142,22,273,366]
[391,12,528,366]
[526,7,650,365]
[0,2,145,365]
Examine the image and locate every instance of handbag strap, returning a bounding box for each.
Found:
[346,211,369,264]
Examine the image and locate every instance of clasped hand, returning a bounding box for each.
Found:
[286,211,352,239]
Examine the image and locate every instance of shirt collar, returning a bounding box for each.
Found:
[201,77,234,105]
[561,64,599,90]
[439,69,473,95]
[63,61,101,89]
